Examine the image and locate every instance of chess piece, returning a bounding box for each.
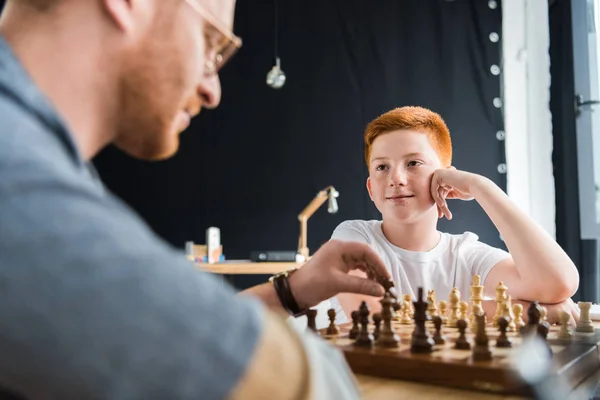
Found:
[447,288,460,328]
[349,310,360,339]
[576,302,594,333]
[470,274,484,311]
[427,289,438,319]
[493,281,508,327]
[326,308,339,335]
[472,312,492,361]
[470,304,484,332]
[372,312,382,341]
[401,298,412,324]
[354,301,374,347]
[410,287,435,353]
[504,296,516,331]
[306,308,318,332]
[392,300,402,321]
[512,303,525,329]
[540,306,548,324]
[432,316,446,345]
[377,293,400,348]
[403,294,414,318]
[496,316,512,348]
[455,319,471,350]
[502,302,515,332]
[459,301,468,321]
[439,300,448,325]
[558,311,573,339]
[521,301,542,336]
[378,277,396,296]
[538,319,550,341]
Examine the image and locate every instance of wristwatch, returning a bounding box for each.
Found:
[269,268,306,317]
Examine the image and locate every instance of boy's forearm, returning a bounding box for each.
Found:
[470,176,579,298]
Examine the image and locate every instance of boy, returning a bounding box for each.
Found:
[331,106,580,325]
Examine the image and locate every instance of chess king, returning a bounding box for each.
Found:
[329,106,581,325]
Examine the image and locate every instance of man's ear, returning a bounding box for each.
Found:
[102,0,135,32]
[366,177,374,202]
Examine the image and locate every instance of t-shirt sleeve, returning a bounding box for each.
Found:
[461,233,512,286]
[330,220,370,243]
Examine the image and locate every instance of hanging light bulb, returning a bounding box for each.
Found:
[266,57,286,89]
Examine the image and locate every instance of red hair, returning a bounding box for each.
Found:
[364,106,452,168]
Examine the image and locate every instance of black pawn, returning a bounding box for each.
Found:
[306,309,318,332]
[538,321,550,340]
[326,308,339,335]
[373,312,382,340]
[355,301,374,347]
[496,316,512,348]
[472,313,493,361]
[521,301,542,336]
[410,287,435,353]
[455,319,471,350]
[349,310,360,339]
[432,316,446,345]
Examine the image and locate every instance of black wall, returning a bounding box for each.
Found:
[93,0,506,289]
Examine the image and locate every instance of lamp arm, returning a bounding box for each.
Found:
[297,186,336,259]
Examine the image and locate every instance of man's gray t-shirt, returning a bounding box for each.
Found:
[0,36,264,399]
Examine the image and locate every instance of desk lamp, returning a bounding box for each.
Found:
[297,186,339,261]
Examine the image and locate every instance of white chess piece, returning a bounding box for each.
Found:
[576,302,594,333]
[558,310,573,339]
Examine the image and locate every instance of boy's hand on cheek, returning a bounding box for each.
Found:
[431,167,482,220]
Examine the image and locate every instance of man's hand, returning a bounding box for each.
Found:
[430,167,483,220]
[288,240,391,310]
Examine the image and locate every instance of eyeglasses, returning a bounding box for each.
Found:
[184,0,243,76]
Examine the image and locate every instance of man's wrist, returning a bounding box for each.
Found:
[269,269,307,317]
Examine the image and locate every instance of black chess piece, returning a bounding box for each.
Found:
[377,293,400,348]
[373,313,382,340]
[378,277,396,299]
[472,312,493,361]
[306,309,318,332]
[432,316,446,345]
[354,301,374,347]
[349,310,360,339]
[410,287,435,353]
[455,319,471,350]
[496,316,512,348]
[521,301,542,336]
[325,308,339,335]
[538,320,550,340]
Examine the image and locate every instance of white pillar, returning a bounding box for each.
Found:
[502,0,555,238]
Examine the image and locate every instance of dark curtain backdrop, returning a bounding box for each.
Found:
[550,0,598,303]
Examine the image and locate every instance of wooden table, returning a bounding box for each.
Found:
[355,369,600,400]
[356,322,600,400]
[196,261,300,275]
[197,261,600,398]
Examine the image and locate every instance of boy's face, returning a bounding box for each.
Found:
[367,129,442,223]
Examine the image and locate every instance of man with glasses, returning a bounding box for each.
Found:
[0,0,390,398]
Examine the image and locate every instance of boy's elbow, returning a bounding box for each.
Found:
[548,276,579,303]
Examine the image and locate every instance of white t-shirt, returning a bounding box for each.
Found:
[329,220,511,319]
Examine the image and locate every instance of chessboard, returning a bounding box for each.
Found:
[312,284,600,396]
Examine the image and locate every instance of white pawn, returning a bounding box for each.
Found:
[576,302,594,333]
[558,311,573,339]
[447,287,460,328]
